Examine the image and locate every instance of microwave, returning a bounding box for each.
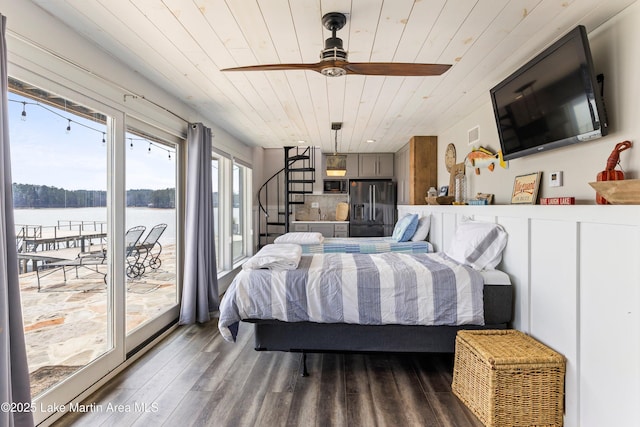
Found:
[323,179,348,194]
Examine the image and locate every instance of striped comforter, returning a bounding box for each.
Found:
[218,252,484,342]
[297,236,433,254]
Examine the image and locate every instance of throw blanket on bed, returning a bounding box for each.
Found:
[241,243,302,271]
[218,252,484,342]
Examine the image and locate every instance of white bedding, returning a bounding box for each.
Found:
[242,243,301,271]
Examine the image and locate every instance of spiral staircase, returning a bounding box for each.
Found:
[257,146,316,248]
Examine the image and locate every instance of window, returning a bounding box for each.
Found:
[232,163,244,261]
[125,127,178,335]
[212,156,220,269]
[9,79,112,399]
[211,154,252,272]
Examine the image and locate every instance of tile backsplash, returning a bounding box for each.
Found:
[295,194,348,221]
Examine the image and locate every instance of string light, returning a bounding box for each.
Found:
[128,137,176,160]
[9,97,175,160]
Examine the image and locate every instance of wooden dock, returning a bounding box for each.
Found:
[16,220,107,273]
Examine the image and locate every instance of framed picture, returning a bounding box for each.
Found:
[511,172,542,204]
[439,185,449,196]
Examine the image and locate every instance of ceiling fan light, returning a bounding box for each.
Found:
[321,66,346,77]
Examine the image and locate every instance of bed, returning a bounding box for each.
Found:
[273,214,433,254]
[287,236,433,254]
[218,220,511,375]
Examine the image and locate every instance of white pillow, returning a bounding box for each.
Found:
[274,232,324,245]
[445,220,507,270]
[410,215,431,241]
[391,213,419,242]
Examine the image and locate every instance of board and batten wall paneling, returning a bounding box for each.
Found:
[530,219,579,426]
[397,204,640,427]
[579,222,640,427]
[494,216,530,334]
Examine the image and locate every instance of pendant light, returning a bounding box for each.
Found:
[326,122,346,176]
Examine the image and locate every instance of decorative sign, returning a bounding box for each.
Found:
[511,172,542,204]
[540,197,575,205]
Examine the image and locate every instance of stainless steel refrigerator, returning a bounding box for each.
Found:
[349,179,397,237]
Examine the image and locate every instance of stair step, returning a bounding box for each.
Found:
[288,155,310,162]
[288,201,305,205]
[288,167,315,172]
[266,222,286,226]
[259,232,285,237]
[289,179,315,184]
[288,190,312,194]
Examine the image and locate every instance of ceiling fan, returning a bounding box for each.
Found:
[221,12,452,77]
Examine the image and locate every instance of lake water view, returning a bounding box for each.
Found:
[14,207,177,244]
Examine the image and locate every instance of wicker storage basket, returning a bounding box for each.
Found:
[452,330,566,427]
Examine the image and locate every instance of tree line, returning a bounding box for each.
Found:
[12,183,179,209]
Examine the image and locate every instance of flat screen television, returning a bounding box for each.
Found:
[490,25,608,161]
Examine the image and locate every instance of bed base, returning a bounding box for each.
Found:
[253,321,508,376]
[246,284,512,376]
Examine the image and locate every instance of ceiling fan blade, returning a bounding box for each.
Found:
[221,62,326,73]
[222,60,452,77]
[344,62,452,76]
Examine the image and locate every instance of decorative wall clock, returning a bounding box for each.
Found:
[445,143,456,173]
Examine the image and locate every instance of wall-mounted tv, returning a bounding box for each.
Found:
[490,25,608,161]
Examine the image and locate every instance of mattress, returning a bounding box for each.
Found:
[219,252,487,342]
[479,269,511,285]
[298,236,433,254]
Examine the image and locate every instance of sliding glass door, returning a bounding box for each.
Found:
[125,126,179,351]
[8,76,184,423]
[8,77,124,424]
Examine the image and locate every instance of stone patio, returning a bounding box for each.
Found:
[18,245,177,395]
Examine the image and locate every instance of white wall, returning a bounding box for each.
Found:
[437,3,640,205]
[399,204,639,427]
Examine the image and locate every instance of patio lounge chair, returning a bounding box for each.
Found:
[126,223,167,279]
[36,225,146,291]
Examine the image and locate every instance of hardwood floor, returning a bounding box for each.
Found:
[54,320,483,427]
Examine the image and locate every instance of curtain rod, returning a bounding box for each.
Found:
[9,30,190,125]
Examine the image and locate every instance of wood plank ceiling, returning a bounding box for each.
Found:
[30,0,635,153]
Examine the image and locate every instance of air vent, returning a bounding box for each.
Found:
[468,125,480,145]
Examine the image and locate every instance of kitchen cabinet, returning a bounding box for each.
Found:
[358,153,394,177]
[395,136,437,205]
[334,223,349,238]
[395,144,410,204]
[321,153,359,179]
[290,222,349,237]
[291,223,309,232]
[309,223,334,237]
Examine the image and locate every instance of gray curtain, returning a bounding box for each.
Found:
[179,123,219,324]
[0,14,35,427]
